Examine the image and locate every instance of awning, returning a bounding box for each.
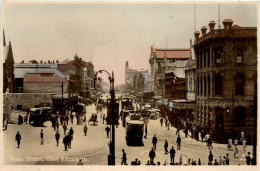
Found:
[155,99,173,108]
[153,96,162,100]
[171,99,196,110]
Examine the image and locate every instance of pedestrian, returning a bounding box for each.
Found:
[105,126,110,138]
[83,124,88,136]
[70,114,74,124]
[226,154,230,165]
[165,119,167,127]
[121,149,127,165]
[24,115,28,124]
[240,130,245,142]
[213,159,219,165]
[160,118,163,127]
[56,120,59,131]
[184,129,188,138]
[246,152,251,165]
[63,123,67,135]
[242,137,247,151]
[169,146,176,164]
[144,125,147,139]
[69,127,74,141]
[228,137,233,151]
[102,115,106,124]
[176,128,180,136]
[15,131,21,148]
[77,159,83,165]
[234,145,238,158]
[66,115,69,125]
[152,135,157,150]
[40,129,44,145]
[234,137,239,146]
[207,136,213,150]
[176,135,181,150]
[67,133,72,149]
[108,141,113,155]
[198,158,201,165]
[149,147,156,164]
[55,131,60,146]
[218,156,223,165]
[164,140,168,154]
[208,151,213,165]
[222,156,226,165]
[63,134,68,151]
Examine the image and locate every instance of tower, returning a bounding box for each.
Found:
[3,30,15,93]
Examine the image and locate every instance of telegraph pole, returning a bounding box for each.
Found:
[61,82,64,104]
[111,71,115,165]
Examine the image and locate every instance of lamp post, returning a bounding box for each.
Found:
[94,70,116,165]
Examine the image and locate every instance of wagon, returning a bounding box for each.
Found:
[88,113,98,125]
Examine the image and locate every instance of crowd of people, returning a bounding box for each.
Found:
[12,101,254,166]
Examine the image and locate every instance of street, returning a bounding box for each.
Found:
[3,104,252,165]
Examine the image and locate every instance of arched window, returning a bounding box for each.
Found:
[237,48,243,64]
[214,47,222,64]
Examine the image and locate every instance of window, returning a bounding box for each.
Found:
[234,73,244,95]
[237,48,243,64]
[214,47,222,64]
[215,73,223,95]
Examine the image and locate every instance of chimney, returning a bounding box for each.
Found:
[201,26,207,37]
[194,31,200,44]
[223,19,233,30]
[40,60,42,63]
[208,21,216,32]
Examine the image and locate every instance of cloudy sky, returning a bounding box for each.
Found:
[1,2,258,85]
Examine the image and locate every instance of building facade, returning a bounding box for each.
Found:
[149,46,190,97]
[23,72,68,93]
[194,19,257,144]
[125,61,148,92]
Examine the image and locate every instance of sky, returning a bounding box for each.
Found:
[1,2,258,85]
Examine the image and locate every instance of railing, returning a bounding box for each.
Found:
[196,28,257,44]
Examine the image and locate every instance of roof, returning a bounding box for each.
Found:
[24,73,65,83]
[14,63,58,69]
[14,68,66,79]
[59,59,72,65]
[127,120,144,125]
[151,46,190,59]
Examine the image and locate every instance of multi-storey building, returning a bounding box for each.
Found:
[125,61,148,91]
[194,19,257,144]
[149,46,190,97]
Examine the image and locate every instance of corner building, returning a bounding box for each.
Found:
[194,19,257,144]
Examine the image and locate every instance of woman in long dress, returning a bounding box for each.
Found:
[242,138,247,151]
[234,145,239,158]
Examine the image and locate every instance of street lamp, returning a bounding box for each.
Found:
[94,70,116,165]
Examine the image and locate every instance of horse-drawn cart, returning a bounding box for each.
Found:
[88,113,98,125]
